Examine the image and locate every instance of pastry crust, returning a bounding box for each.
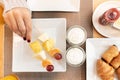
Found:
[97,59,115,80]
[102,45,119,63]
[116,67,120,79]
[110,54,120,69]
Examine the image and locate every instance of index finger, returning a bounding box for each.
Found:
[23,15,32,42]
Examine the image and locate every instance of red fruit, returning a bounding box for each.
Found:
[54,53,62,60]
[46,65,54,72]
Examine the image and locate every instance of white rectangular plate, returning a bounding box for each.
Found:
[27,0,80,12]
[12,18,66,72]
[86,38,120,80]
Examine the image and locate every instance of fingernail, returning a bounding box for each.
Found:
[27,40,31,43]
[23,37,26,40]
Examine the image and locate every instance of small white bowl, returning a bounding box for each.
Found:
[66,46,86,67]
[66,25,87,46]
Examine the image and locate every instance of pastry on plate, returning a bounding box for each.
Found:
[96,59,115,80]
[116,67,120,79]
[99,8,120,25]
[110,53,120,69]
[102,45,119,63]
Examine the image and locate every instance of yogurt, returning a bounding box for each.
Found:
[67,25,87,45]
[66,46,86,67]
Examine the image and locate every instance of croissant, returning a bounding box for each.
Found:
[116,67,120,80]
[102,45,119,63]
[110,53,120,69]
[96,59,115,80]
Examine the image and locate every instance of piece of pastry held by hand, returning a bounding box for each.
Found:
[102,45,119,63]
[110,53,120,69]
[96,59,115,80]
[116,67,120,80]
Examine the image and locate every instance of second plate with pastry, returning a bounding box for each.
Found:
[86,38,120,80]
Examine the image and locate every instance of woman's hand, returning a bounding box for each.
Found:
[3,7,32,42]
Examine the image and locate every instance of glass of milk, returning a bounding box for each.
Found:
[67,25,87,46]
[66,46,86,67]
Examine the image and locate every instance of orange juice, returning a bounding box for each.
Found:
[0,4,4,78]
[0,4,4,25]
[1,74,20,80]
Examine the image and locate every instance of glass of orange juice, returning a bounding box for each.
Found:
[1,74,20,80]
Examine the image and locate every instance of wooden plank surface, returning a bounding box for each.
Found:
[3,0,118,79]
[0,6,4,78]
[4,0,93,80]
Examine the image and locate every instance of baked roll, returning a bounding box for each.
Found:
[116,67,120,79]
[102,45,119,63]
[96,59,115,80]
[110,53,120,69]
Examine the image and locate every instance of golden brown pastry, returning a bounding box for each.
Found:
[97,59,115,80]
[102,45,119,63]
[116,67,120,80]
[110,53,120,69]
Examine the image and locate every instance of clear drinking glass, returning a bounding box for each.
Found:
[66,46,86,67]
[66,25,87,46]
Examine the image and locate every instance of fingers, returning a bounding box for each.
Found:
[3,8,32,42]
[3,14,12,30]
[13,10,26,38]
[13,8,32,42]
[3,11,22,37]
[23,14,32,42]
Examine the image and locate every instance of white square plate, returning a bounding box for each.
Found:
[86,38,120,80]
[27,0,80,12]
[12,18,66,72]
